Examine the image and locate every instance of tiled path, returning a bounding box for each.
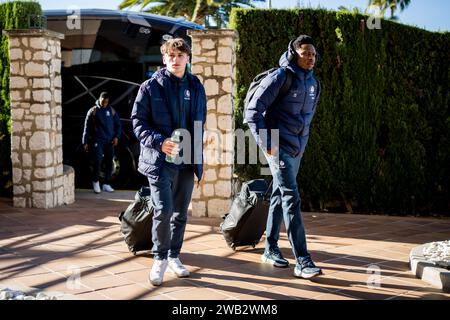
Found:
[0,190,449,300]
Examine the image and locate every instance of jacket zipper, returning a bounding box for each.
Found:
[176,81,181,129]
[296,72,308,157]
[302,73,308,110]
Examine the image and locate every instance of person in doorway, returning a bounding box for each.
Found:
[82,92,121,193]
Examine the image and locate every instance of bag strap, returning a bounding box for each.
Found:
[268,68,293,114]
[278,67,293,98]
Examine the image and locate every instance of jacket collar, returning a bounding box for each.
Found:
[164,68,188,84]
[290,62,314,79]
[153,67,201,88]
[95,100,108,109]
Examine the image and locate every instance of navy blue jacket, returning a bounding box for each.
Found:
[245,51,321,157]
[82,100,122,145]
[131,68,206,182]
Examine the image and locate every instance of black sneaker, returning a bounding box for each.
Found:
[261,248,289,268]
[294,257,322,279]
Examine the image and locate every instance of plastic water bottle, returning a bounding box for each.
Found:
[165,130,181,163]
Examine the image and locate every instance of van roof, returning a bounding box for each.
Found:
[44,8,204,31]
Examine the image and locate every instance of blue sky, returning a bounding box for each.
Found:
[33,0,450,32]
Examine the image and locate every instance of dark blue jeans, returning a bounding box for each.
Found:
[264,148,311,264]
[92,142,114,184]
[148,164,194,260]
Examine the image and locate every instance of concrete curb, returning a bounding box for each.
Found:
[410,244,450,293]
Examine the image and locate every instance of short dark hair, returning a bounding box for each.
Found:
[99,92,109,99]
[292,35,315,50]
[160,38,191,56]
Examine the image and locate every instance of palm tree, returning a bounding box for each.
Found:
[368,0,411,19]
[118,0,254,27]
[119,0,196,20]
[338,6,363,14]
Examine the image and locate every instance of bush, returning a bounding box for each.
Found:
[230,8,450,215]
[0,1,42,196]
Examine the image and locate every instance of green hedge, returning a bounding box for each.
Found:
[0,1,42,196]
[230,9,450,215]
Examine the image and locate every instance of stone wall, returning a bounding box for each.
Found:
[188,30,237,218]
[63,165,75,206]
[5,29,75,208]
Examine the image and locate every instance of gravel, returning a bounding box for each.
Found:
[422,240,450,269]
[0,288,58,300]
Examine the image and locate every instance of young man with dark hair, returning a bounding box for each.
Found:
[82,91,121,193]
[245,35,322,279]
[131,38,206,286]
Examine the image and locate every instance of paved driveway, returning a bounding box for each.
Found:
[0,190,449,300]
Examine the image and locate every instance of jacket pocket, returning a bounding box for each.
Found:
[141,146,164,165]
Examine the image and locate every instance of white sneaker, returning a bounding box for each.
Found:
[93,181,101,194]
[168,257,190,278]
[149,259,168,286]
[102,184,114,192]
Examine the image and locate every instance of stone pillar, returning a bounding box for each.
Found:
[4,29,74,208]
[188,29,237,218]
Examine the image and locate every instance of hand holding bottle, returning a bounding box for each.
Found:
[163,130,181,163]
[162,139,180,157]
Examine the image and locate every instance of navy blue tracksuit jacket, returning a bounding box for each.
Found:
[131,68,207,182]
[244,51,321,157]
